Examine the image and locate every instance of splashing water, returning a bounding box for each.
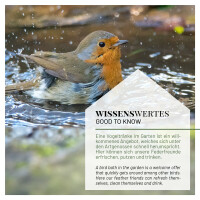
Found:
[5,20,195,130]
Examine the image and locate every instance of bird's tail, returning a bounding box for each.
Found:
[5,77,40,93]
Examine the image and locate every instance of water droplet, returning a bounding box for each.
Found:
[17,48,24,54]
[163,55,173,60]
[136,62,151,68]
[149,52,160,58]
[114,12,120,18]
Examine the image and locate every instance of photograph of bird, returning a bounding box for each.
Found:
[5,30,128,104]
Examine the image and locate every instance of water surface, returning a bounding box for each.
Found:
[5,18,195,129]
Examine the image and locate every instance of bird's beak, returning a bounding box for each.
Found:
[113,40,128,47]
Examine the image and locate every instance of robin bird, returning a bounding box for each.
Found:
[5,30,128,104]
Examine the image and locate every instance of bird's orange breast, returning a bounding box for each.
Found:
[85,45,123,90]
[101,46,123,89]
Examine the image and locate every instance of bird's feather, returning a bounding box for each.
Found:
[21,51,98,83]
[5,77,40,92]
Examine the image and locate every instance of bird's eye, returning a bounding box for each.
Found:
[99,42,105,47]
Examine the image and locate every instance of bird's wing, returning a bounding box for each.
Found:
[21,51,96,83]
